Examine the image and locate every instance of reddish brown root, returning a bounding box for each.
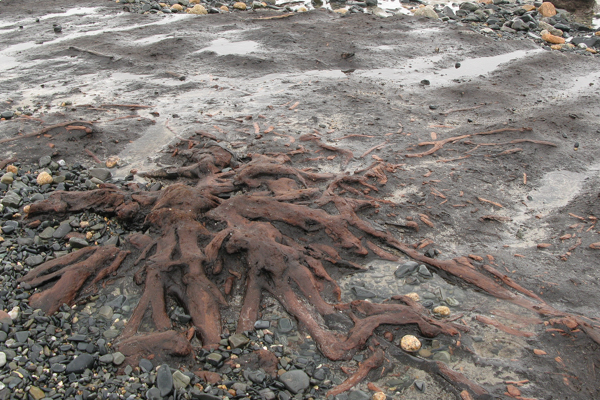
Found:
[326,349,385,397]
[18,246,130,315]
[116,330,193,368]
[406,127,534,158]
[21,131,600,381]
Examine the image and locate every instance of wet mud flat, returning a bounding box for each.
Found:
[0,1,599,399]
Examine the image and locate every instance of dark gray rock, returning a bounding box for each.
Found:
[511,18,528,30]
[89,168,112,182]
[1,191,21,208]
[66,353,95,374]
[415,380,426,392]
[25,255,44,267]
[228,333,249,349]
[53,223,72,238]
[247,369,266,384]
[459,2,479,12]
[572,36,600,48]
[39,156,52,167]
[145,387,163,400]
[278,318,294,333]
[69,237,89,248]
[156,364,173,396]
[139,358,153,373]
[99,354,114,363]
[14,331,29,343]
[254,320,270,329]
[417,264,432,278]
[348,390,370,400]
[443,5,458,19]
[394,261,419,278]
[38,226,55,239]
[312,368,327,380]
[351,286,376,299]
[0,111,14,120]
[112,352,125,365]
[279,370,309,394]
[206,352,223,366]
[51,363,67,373]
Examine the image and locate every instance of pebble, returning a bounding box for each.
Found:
[233,1,247,10]
[414,380,426,392]
[66,353,95,374]
[394,261,419,278]
[229,333,249,348]
[173,369,191,390]
[188,4,208,14]
[405,292,420,302]
[278,318,294,333]
[538,1,556,17]
[279,370,309,394]
[348,390,370,400]
[0,111,14,120]
[28,387,45,400]
[112,351,125,365]
[413,6,438,19]
[418,348,432,358]
[0,174,13,185]
[541,30,565,44]
[89,168,112,182]
[156,364,174,396]
[139,358,154,373]
[36,171,53,185]
[432,351,451,363]
[352,286,376,299]
[400,335,421,352]
[433,306,451,316]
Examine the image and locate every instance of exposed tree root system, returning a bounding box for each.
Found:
[17,132,600,397]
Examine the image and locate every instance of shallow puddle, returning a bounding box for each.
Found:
[131,34,172,45]
[200,38,262,56]
[526,170,587,212]
[0,41,38,72]
[357,49,544,86]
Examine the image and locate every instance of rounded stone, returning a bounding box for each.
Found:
[188,4,208,14]
[233,2,247,10]
[537,1,556,17]
[112,352,125,365]
[405,292,420,302]
[400,335,421,352]
[279,370,309,394]
[105,156,120,168]
[372,392,386,400]
[433,306,451,317]
[36,172,53,185]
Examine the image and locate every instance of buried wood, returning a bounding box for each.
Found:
[17,133,600,395]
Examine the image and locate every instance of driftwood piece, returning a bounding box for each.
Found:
[0,121,93,144]
[405,127,533,158]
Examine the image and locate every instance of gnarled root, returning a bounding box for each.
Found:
[18,246,130,315]
[326,349,385,397]
[117,330,193,368]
